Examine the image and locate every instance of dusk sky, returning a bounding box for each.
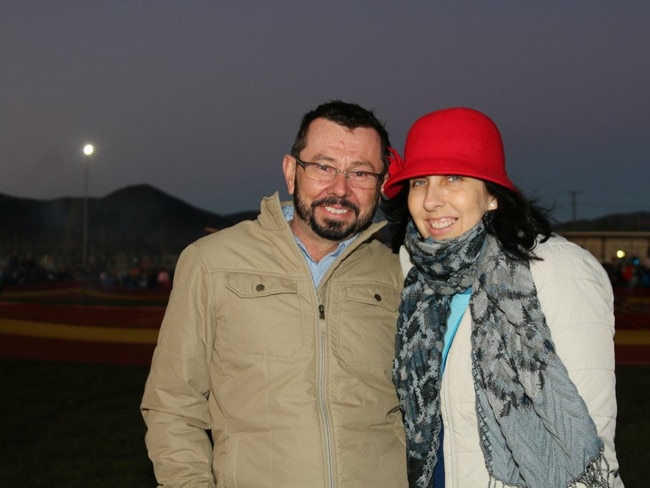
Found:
[2,1,648,223]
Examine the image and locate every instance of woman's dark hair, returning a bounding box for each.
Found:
[380,183,410,253]
[290,100,392,172]
[483,181,553,261]
[379,180,554,260]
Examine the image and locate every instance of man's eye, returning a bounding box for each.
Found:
[316,164,334,173]
[447,175,462,182]
[351,171,370,179]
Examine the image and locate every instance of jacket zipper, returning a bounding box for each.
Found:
[317,303,335,488]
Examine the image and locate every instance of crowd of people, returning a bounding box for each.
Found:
[1,247,647,294]
[604,259,650,289]
[0,251,173,292]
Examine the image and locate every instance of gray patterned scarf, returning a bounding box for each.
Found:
[394,220,608,488]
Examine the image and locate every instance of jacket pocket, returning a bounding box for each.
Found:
[334,283,400,365]
[224,272,306,358]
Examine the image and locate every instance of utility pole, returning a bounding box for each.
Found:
[568,190,581,224]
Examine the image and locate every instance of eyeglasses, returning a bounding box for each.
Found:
[295,158,383,190]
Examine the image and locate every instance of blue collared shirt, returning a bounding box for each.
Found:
[282,204,358,288]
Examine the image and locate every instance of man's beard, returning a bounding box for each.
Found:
[293,181,378,242]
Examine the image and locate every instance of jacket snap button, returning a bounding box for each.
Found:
[256,284,265,292]
[374,294,382,301]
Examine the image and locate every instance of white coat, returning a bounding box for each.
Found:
[400,234,623,487]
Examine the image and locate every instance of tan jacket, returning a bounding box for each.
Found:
[142,193,408,487]
[400,235,623,487]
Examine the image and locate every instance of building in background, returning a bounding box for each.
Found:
[558,231,650,288]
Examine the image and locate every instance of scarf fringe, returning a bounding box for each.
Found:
[486,450,611,488]
[487,477,514,488]
[568,450,610,488]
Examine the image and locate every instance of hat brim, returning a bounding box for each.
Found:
[383,157,518,197]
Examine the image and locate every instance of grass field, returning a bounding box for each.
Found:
[0,359,155,487]
[0,358,647,487]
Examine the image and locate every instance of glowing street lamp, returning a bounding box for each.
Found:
[82,144,94,268]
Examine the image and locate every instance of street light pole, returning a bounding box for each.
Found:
[82,144,94,268]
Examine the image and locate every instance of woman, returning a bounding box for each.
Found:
[381,107,623,487]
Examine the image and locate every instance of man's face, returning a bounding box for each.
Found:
[283,118,384,245]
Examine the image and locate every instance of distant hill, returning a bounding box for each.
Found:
[1,184,647,260]
[0,184,258,257]
[554,211,650,232]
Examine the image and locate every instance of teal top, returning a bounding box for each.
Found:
[442,287,472,372]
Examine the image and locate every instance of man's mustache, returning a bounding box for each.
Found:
[312,197,359,216]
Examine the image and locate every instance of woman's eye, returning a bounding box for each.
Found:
[410,179,427,187]
[446,175,462,182]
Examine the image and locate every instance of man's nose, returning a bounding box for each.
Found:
[327,170,352,195]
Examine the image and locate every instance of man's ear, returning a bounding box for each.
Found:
[380,175,389,199]
[282,154,296,195]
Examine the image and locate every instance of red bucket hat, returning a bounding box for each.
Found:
[383,107,517,198]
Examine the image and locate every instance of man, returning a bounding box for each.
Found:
[141,101,408,487]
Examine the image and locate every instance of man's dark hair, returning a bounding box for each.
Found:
[290,100,391,172]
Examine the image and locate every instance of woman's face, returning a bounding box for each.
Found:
[407,175,497,240]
